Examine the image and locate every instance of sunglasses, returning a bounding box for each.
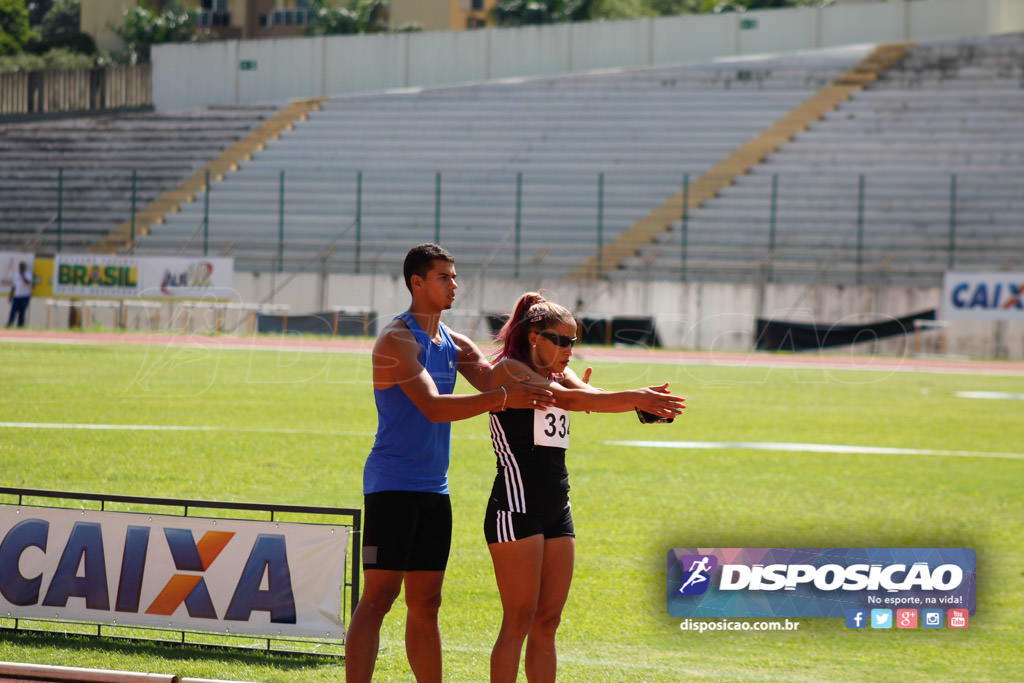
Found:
[538,331,577,348]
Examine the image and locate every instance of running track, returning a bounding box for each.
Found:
[2,330,1022,375]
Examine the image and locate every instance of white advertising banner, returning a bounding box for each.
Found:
[1,253,35,289]
[0,506,348,638]
[138,256,235,300]
[942,272,1024,321]
[52,254,234,300]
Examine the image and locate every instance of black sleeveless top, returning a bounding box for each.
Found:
[488,407,571,514]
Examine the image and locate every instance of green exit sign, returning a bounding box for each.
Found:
[740,18,758,30]
[240,60,258,71]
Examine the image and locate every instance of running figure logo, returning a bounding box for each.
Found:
[676,554,717,595]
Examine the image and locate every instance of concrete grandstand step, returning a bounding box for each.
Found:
[0,105,280,252]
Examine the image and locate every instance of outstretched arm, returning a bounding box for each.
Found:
[493,360,685,420]
[374,324,554,423]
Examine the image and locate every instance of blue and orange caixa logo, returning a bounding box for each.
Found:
[0,519,296,624]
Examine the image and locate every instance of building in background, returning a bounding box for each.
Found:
[82,0,495,54]
[389,0,495,31]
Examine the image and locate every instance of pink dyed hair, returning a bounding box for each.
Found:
[494,292,574,366]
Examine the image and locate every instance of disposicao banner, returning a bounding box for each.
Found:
[668,547,975,619]
[0,506,348,638]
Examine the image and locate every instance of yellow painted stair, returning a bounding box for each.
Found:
[570,42,913,279]
[91,97,328,254]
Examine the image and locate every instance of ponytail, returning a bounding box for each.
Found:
[494,292,574,366]
[494,292,546,364]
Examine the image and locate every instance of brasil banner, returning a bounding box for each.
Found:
[52,254,234,300]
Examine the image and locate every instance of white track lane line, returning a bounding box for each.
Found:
[607,440,1024,460]
[956,391,1024,400]
[0,421,371,436]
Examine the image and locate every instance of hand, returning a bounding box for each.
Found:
[636,383,685,420]
[582,367,592,413]
[503,375,555,411]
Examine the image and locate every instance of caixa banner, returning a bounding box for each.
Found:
[942,272,1024,321]
[668,548,975,618]
[0,507,348,638]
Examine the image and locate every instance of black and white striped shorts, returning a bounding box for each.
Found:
[483,496,574,545]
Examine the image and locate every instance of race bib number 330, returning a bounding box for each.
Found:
[534,407,570,449]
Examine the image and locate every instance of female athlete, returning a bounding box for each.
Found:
[485,292,684,682]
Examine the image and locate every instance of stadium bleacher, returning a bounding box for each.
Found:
[626,32,1024,286]
[0,105,279,253]
[130,46,870,277]
[5,33,1022,289]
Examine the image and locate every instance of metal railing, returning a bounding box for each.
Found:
[3,167,1022,287]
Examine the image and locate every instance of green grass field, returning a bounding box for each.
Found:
[1,337,1022,682]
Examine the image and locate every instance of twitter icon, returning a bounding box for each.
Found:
[871,609,893,629]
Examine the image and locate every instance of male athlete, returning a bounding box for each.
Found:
[345,243,555,683]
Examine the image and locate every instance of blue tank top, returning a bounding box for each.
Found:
[364,312,459,494]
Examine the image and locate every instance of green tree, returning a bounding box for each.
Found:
[494,0,825,24]
[32,0,94,55]
[38,0,78,41]
[306,0,387,36]
[647,0,702,16]
[698,0,825,10]
[492,0,595,26]
[589,0,652,20]
[0,44,94,70]
[27,0,51,26]
[0,0,35,55]
[112,2,200,64]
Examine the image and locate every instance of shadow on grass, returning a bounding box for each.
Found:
[0,627,343,674]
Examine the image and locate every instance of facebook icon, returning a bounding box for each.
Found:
[845,609,867,629]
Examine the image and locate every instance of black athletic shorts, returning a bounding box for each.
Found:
[362,491,452,571]
[483,496,575,545]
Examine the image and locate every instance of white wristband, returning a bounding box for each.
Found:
[499,385,508,411]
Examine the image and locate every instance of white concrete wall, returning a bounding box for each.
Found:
[570,19,652,72]
[909,0,993,41]
[237,36,325,103]
[154,40,239,110]
[489,24,572,79]
[21,273,1022,359]
[153,0,1024,110]
[820,2,907,46]
[252,272,1024,359]
[993,0,1024,32]
[409,29,490,87]
[736,6,819,56]
[652,13,735,65]
[324,33,408,93]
